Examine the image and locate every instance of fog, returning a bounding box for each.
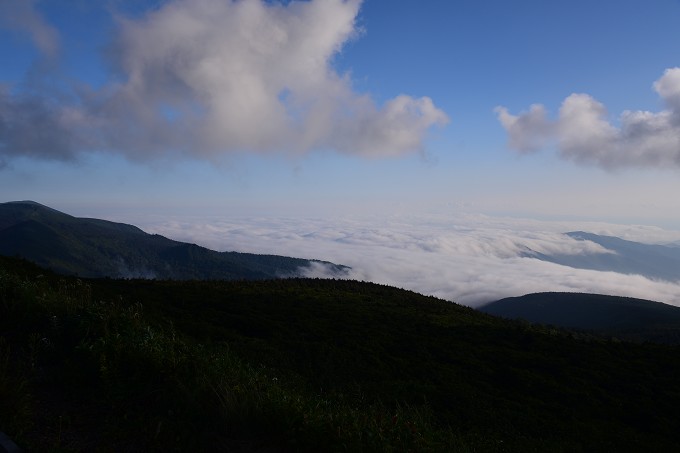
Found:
[136,212,680,307]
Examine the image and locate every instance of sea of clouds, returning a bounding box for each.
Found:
[135,212,680,308]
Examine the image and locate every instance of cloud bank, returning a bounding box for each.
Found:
[0,0,447,161]
[496,68,680,169]
[134,213,680,308]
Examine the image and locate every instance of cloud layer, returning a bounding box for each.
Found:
[496,68,680,169]
[133,212,680,307]
[0,0,447,161]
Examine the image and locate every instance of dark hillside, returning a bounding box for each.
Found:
[481,292,680,344]
[2,256,680,451]
[0,201,347,280]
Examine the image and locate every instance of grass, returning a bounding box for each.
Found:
[0,257,462,451]
[1,255,680,451]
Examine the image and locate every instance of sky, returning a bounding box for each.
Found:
[2,0,680,305]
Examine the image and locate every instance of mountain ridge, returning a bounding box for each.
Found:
[480,291,680,344]
[520,230,680,282]
[0,200,348,280]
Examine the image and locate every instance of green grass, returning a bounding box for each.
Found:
[0,257,462,451]
[1,255,680,451]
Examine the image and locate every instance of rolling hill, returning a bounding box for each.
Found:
[0,201,347,280]
[2,256,680,451]
[480,292,680,344]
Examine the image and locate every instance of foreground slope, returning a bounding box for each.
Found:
[0,201,346,280]
[480,292,680,344]
[2,257,680,452]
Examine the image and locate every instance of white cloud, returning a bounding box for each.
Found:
[494,104,554,153]
[654,67,680,112]
[496,68,680,169]
[0,0,447,161]
[130,212,680,308]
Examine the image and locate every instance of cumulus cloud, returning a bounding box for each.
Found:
[0,0,447,161]
[495,104,554,153]
[496,68,680,169]
[0,85,83,160]
[132,213,680,307]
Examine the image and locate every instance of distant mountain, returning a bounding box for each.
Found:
[480,292,680,344]
[0,201,348,280]
[521,231,680,282]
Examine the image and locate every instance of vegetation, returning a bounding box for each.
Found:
[2,255,680,451]
[481,292,680,344]
[0,201,347,280]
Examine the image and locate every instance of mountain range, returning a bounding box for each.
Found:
[6,200,680,344]
[0,201,347,280]
[522,230,680,282]
[3,202,680,449]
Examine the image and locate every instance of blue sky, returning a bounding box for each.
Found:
[2,0,680,227]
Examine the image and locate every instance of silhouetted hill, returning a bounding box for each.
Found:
[0,201,347,280]
[522,231,680,282]
[2,256,680,451]
[480,292,680,344]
